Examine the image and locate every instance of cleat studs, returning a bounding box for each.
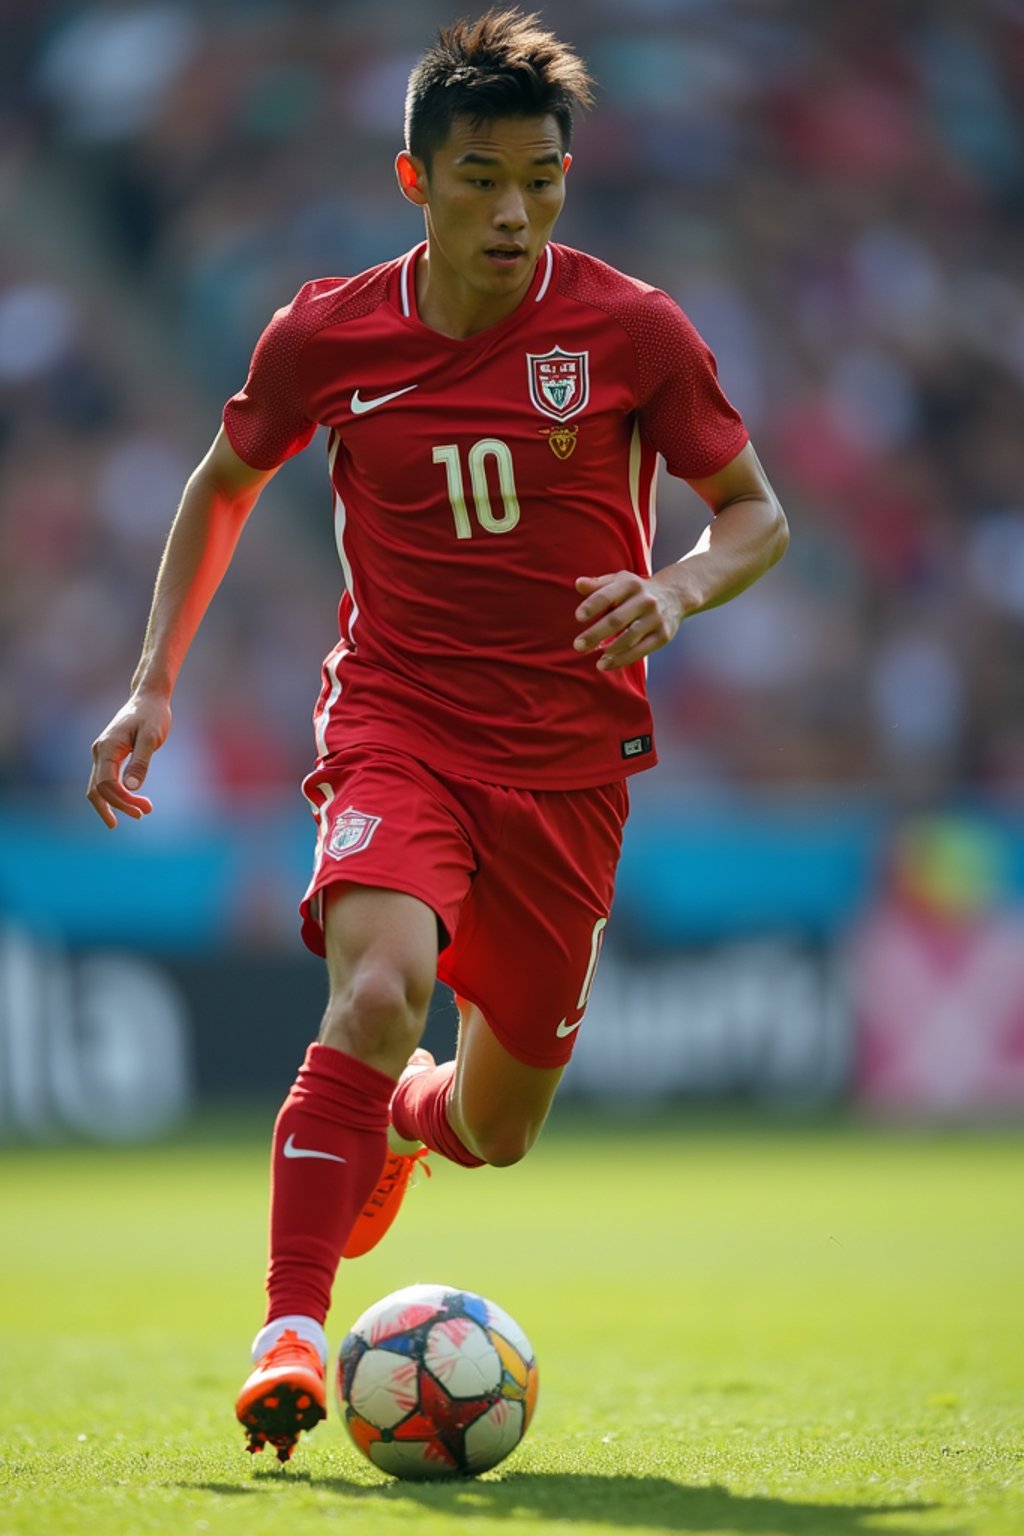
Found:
[263,1396,279,1409]
[296,1395,311,1410]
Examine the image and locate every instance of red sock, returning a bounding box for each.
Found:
[265,1043,394,1326]
[391,1060,485,1168]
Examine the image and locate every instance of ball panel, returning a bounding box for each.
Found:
[349,1348,418,1428]
[344,1412,383,1459]
[369,1437,459,1480]
[491,1330,529,1392]
[338,1331,367,1405]
[523,1359,540,1430]
[463,1398,525,1474]
[483,1298,535,1363]
[349,1283,454,1345]
[459,1291,491,1329]
[417,1367,493,1440]
[423,1316,501,1396]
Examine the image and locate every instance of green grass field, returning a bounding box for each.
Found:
[1,1111,1022,1536]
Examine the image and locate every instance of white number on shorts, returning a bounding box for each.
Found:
[575,916,608,1012]
[433,439,521,539]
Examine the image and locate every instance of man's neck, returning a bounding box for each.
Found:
[414,248,537,339]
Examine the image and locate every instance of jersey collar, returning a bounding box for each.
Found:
[394,241,557,337]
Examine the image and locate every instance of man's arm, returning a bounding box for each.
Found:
[573,441,789,671]
[87,427,278,826]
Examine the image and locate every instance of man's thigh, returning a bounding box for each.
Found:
[299,748,476,957]
[438,778,629,1069]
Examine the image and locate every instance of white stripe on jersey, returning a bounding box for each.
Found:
[627,421,652,572]
[312,441,356,761]
[314,646,345,761]
[399,248,417,317]
[327,434,357,634]
[333,487,357,611]
[627,422,658,679]
[535,244,553,302]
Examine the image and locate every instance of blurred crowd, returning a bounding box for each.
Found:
[2,0,1024,815]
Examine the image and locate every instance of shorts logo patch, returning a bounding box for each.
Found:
[527,347,590,421]
[620,734,653,759]
[327,806,382,860]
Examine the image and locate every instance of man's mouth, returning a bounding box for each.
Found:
[485,245,527,265]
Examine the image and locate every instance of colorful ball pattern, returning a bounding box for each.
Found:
[337,1283,539,1479]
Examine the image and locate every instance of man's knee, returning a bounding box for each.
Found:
[320,962,431,1062]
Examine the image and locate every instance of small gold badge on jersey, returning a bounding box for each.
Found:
[527,347,590,421]
[541,424,579,460]
[327,807,382,860]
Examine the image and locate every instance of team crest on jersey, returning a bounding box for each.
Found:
[527,347,590,421]
[327,806,381,860]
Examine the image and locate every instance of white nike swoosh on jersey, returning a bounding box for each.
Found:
[555,1017,583,1038]
[282,1133,347,1163]
[350,385,419,415]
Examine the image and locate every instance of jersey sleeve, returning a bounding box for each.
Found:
[222,284,321,470]
[634,289,748,480]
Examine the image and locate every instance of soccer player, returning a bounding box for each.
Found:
[87,8,788,1461]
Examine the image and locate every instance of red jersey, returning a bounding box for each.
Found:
[223,241,748,789]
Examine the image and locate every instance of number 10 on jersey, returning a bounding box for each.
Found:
[433,439,521,539]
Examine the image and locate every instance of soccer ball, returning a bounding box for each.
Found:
[337,1282,538,1479]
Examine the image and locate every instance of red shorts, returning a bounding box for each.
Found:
[299,747,629,1068]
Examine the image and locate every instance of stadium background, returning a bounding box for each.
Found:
[2,0,1024,1141]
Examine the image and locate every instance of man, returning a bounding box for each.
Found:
[87,8,788,1462]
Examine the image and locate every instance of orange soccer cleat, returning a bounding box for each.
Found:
[342,1144,431,1259]
[235,1328,326,1462]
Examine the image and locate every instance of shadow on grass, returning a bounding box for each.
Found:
[183,1471,952,1535]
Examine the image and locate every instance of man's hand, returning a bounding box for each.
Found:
[574,445,789,673]
[573,571,686,671]
[87,693,172,827]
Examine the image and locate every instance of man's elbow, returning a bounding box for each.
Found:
[765,497,790,568]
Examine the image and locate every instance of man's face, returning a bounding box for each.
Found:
[410,113,569,298]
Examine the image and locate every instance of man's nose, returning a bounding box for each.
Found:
[493,191,527,230]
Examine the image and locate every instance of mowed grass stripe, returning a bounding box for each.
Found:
[1,1117,1022,1536]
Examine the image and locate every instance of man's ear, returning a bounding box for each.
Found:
[396,151,428,205]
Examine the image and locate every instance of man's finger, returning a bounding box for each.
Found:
[123,730,159,789]
[88,741,154,819]
[573,573,624,621]
[597,629,658,671]
[86,785,119,829]
[98,777,152,815]
[575,593,648,650]
[575,572,645,623]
